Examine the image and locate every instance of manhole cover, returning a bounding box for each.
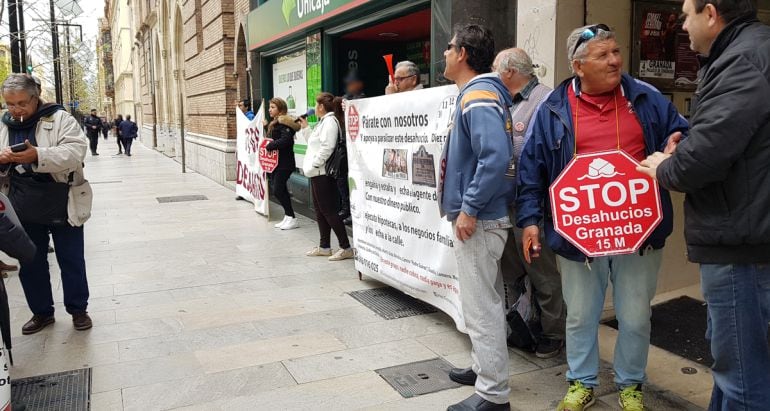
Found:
[11,368,91,410]
[348,287,437,320]
[156,194,208,203]
[376,358,459,398]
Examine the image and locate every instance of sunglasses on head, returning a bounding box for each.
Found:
[571,24,611,59]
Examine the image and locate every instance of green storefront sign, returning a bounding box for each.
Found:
[248,0,372,50]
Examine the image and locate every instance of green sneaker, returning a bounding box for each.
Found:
[618,384,644,411]
[557,381,595,411]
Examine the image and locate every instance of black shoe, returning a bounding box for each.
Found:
[72,312,93,331]
[343,216,352,226]
[22,314,55,335]
[535,337,564,359]
[92,152,99,156]
[447,393,509,411]
[449,367,477,386]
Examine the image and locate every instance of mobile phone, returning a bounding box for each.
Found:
[10,142,27,153]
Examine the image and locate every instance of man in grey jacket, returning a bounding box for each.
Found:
[0,74,93,335]
[638,1,770,409]
[494,48,566,359]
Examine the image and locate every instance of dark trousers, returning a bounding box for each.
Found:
[102,130,108,140]
[87,134,99,154]
[19,223,89,316]
[335,169,350,217]
[270,169,295,218]
[311,175,350,249]
[116,134,123,153]
[122,138,133,155]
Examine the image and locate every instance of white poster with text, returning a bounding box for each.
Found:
[235,103,270,217]
[273,51,308,167]
[346,86,466,331]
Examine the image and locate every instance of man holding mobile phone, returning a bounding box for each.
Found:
[0,74,93,335]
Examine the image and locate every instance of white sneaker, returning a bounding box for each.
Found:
[306,247,332,257]
[280,217,299,230]
[329,248,354,261]
[275,216,289,228]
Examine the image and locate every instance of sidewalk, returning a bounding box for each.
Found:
[5,142,709,410]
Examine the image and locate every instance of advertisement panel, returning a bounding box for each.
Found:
[273,51,308,167]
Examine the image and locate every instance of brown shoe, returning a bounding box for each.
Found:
[72,312,92,331]
[22,315,55,335]
[0,260,18,272]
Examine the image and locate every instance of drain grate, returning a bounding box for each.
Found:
[156,194,208,203]
[348,287,437,320]
[376,358,460,398]
[11,368,91,410]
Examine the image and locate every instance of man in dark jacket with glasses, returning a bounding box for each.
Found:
[639,1,770,409]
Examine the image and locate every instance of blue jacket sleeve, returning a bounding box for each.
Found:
[459,102,513,217]
[516,112,549,228]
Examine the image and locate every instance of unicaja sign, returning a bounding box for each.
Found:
[297,0,331,18]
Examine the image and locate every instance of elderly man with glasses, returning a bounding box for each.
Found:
[0,74,93,335]
[385,60,423,94]
[516,25,688,410]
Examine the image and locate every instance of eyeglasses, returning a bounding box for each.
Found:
[571,24,611,59]
[6,96,36,110]
[394,74,417,83]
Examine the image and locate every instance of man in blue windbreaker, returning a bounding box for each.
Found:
[439,24,514,411]
[516,24,687,411]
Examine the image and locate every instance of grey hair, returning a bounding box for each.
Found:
[395,60,420,77]
[495,48,535,78]
[2,73,41,99]
[566,25,616,73]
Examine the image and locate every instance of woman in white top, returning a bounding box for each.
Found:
[297,92,352,261]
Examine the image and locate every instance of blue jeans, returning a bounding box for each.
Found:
[558,249,661,388]
[19,223,89,316]
[701,264,770,410]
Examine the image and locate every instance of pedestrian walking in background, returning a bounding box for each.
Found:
[638,1,770,409]
[264,97,299,230]
[298,92,353,262]
[118,114,138,156]
[100,116,110,140]
[440,24,514,411]
[83,109,102,156]
[113,114,123,155]
[516,24,687,411]
[493,48,566,359]
[0,73,94,335]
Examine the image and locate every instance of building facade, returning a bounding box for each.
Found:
[107,0,138,121]
[123,0,252,183]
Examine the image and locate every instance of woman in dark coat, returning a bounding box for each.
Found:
[265,98,299,230]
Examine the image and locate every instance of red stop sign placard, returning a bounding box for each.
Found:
[549,150,662,257]
[258,138,278,173]
[347,104,360,142]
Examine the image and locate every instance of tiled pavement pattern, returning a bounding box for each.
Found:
[3,143,709,410]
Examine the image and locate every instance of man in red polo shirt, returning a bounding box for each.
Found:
[515,24,687,411]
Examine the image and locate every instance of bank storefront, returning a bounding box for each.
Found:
[247,0,515,214]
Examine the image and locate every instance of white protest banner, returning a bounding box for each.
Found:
[345,86,466,331]
[235,103,270,217]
